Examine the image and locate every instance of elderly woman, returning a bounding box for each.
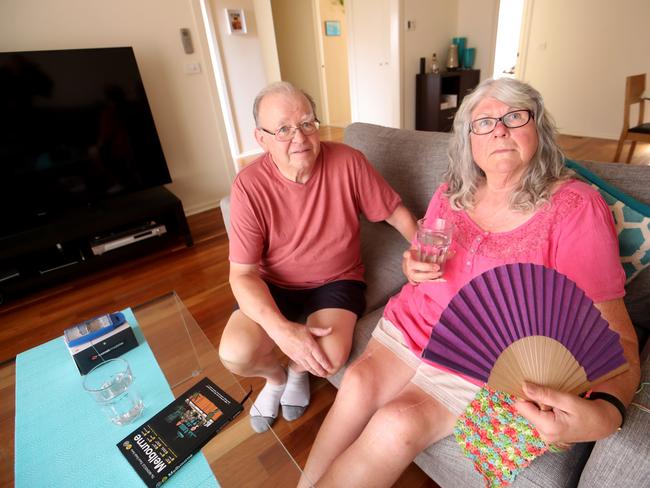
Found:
[299,78,641,487]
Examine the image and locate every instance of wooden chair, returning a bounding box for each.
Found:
[614,73,650,163]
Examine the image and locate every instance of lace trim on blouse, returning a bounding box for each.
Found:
[439,184,585,260]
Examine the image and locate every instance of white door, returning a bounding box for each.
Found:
[347,0,400,128]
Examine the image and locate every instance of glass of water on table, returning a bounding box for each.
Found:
[83,358,144,425]
[416,218,453,274]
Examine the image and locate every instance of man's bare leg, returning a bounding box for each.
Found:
[219,310,287,431]
[281,308,357,420]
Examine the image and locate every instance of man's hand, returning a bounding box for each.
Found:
[272,322,333,377]
[514,382,624,444]
[402,248,444,285]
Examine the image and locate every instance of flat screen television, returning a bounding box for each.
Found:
[0,47,171,235]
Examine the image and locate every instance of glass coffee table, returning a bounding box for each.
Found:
[0,292,303,487]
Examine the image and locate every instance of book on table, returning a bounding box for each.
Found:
[117,377,245,487]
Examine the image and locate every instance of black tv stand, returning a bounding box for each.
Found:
[0,187,192,304]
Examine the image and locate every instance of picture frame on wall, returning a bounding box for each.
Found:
[226,8,247,35]
[324,20,341,37]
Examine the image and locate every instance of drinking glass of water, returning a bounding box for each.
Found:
[83,358,144,425]
[416,218,453,273]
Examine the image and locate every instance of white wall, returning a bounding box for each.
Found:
[521,0,650,139]
[456,0,498,83]
[253,0,282,84]
[403,0,458,129]
[0,0,234,215]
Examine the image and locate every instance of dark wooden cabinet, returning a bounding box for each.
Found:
[416,70,480,132]
[0,187,193,303]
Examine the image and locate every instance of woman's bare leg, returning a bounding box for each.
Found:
[318,384,456,488]
[299,338,416,487]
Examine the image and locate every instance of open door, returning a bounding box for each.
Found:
[492,0,531,79]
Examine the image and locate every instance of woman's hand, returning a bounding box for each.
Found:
[402,248,444,285]
[514,382,624,444]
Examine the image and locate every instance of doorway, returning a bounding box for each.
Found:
[270,0,351,128]
[492,0,527,79]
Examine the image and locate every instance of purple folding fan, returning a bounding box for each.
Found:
[421,263,628,398]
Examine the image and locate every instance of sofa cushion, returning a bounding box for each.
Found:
[345,123,452,315]
[220,195,232,239]
[566,159,650,284]
[575,161,650,342]
[359,219,408,313]
[344,123,451,219]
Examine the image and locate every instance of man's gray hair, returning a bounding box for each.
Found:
[445,77,570,211]
[253,81,318,126]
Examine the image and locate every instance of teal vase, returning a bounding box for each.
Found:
[463,47,476,69]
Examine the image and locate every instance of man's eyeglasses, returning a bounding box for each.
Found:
[469,109,533,135]
[259,119,320,142]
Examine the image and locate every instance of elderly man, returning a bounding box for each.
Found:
[219,82,415,432]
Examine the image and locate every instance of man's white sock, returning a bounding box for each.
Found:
[251,381,286,417]
[250,381,286,433]
[280,368,310,421]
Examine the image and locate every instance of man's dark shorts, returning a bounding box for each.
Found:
[234,280,367,323]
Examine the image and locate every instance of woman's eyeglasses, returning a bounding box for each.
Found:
[469,110,533,135]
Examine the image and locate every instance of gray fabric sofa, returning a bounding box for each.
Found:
[220,122,650,487]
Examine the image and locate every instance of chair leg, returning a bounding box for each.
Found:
[625,141,637,164]
[614,137,626,162]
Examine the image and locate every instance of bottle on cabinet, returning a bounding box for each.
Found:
[430,53,440,74]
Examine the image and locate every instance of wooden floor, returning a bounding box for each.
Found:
[1,127,647,487]
[557,133,650,166]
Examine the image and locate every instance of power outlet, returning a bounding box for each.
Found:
[406,20,416,31]
[184,62,201,75]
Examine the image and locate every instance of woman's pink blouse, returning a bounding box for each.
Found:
[383,179,626,356]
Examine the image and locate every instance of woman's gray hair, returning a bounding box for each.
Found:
[253,81,317,126]
[445,77,569,211]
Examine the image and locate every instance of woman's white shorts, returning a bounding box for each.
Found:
[371,317,480,415]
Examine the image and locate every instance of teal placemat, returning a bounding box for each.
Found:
[15,309,220,488]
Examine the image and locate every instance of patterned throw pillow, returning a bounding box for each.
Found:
[565,159,650,284]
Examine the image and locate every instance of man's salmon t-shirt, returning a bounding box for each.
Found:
[228,141,402,288]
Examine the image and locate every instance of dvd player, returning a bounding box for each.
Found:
[91,223,167,256]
